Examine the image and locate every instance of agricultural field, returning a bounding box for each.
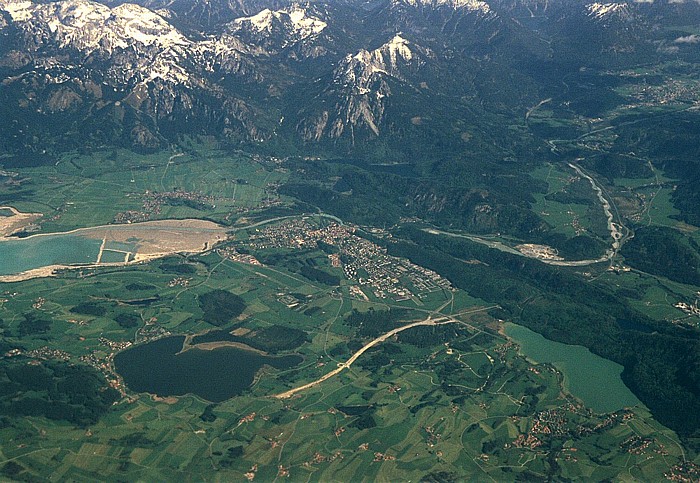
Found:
[609,160,685,232]
[530,163,604,239]
[592,265,700,330]
[0,142,292,234]
[0,213,694,481]
[4,1,700,479]
[0,142,698,481]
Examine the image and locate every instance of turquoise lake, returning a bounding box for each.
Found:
[0,234,102,275]
[504,322,642,413]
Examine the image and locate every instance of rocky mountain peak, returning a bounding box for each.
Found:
[337,33,422,89]
[226,5,327,49]
[397,0,491,15]
[586,2,630,20]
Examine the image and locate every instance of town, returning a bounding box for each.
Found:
[113,182,285,224]
[242,219,453,303]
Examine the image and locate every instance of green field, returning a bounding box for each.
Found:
[1,143,291,233]
[530,163,601,238]
[0,218,694,481]
[0,144,697,481]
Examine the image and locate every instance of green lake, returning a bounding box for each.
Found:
[0,234,102,275]
[503,322,642,413]
[114,336,303,402]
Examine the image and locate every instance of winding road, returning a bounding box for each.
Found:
[273,316,454,399]
[273,305,498,399]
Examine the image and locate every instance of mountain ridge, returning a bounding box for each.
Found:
[0,0,694,154]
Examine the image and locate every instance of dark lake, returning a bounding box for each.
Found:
[113,336,302,402]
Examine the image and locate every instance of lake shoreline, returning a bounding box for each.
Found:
[0,218,228,282]
[0,206,42,238]
[503,321,644,413]
[179,337,268,356]
[114,335,302,403]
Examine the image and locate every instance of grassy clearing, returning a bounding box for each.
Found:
[530,163,601,238]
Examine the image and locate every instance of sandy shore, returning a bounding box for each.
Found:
[190,341,266,355]
[0,255,191,283]
[0,218,229,283]
[0,206,42,238]
[0,261,140,283]
[0,264,71,283]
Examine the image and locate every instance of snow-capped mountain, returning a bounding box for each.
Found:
[2,0,188,53]
[0,0,196,85]
[0,0,690,155]
[397,0,491,15]
[0,0,273,151]
[335,34,424,90]
[315,34,423,138]
[222,5,328,55]
[586,2,630,20]
[293,34,442,141]
[229,7,326,40]
[102,0,292,31]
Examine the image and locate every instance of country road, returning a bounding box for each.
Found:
[273,305,498,399]
[273,316,454,399]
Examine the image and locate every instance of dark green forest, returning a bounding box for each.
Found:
[198,290,247,327]
[0,359,119,427]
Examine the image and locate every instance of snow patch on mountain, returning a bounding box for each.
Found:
[382,34,413,64]
[230,6,327,40]
[145,54,190,83]
[399,0,490,14]
[1,0,34,21]
[111,4,189,48]
[586,2,629,19]
[339,34,416,90]
[675,34,700,44]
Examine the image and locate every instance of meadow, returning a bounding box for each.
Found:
[1,142,290,233]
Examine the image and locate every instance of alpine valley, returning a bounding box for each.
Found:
[1,0,700,480]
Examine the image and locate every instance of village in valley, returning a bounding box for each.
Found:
[230,219,453,303]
